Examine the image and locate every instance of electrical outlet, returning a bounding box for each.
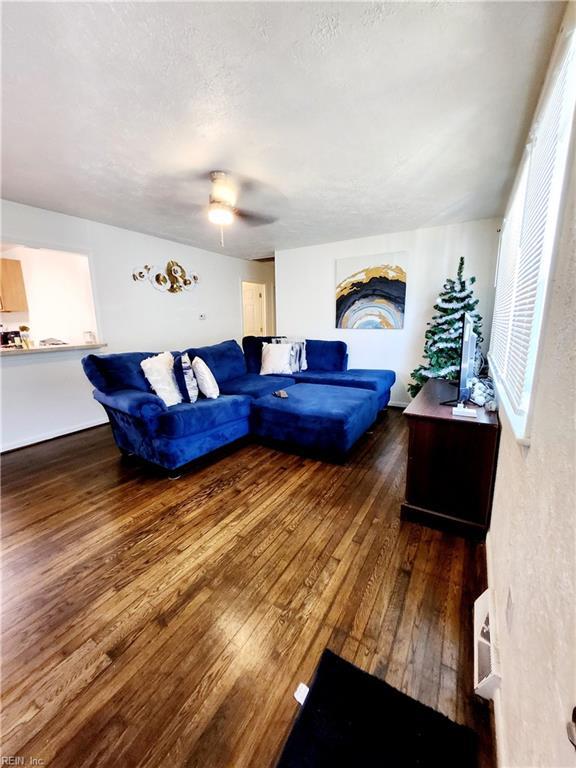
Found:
[199,313,206,321]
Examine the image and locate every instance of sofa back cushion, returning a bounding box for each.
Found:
[305,340,348,372]
[243,336,348,373]
[242,336,276,373]
[82,352,156,394]
[184,340,247,384]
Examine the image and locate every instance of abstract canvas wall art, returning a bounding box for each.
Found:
[335,255,407,329]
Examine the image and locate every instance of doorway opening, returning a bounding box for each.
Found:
[241,281,267,337]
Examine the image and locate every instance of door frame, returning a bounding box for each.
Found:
[240,280,267,337]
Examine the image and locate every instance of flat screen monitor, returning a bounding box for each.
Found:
[459,313,477,402]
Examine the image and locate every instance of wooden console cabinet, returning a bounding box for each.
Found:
[401,379,500,538]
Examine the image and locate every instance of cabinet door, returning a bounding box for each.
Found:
[406,418,497,527]
[0,259,28,312]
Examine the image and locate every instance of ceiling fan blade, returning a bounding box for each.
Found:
[235,209,278,227]
[153,194,205,216]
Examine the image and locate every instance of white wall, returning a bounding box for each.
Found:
[0,200,275,450]
[275,218,499,405]
[486,99,576,766]
[2,246,98,344]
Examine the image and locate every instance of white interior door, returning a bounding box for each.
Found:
[242,282,266,336]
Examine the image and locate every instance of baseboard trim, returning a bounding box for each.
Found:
[388,399,409,408]
[1,417,109,453]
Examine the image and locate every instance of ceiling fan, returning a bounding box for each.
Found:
[205,170,277,245]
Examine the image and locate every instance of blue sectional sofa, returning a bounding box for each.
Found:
[82,337,395,473]
[242,336,396,410]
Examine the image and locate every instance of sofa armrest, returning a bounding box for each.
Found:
[93,389,167,419]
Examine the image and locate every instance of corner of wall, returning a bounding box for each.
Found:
[485,530,507,768]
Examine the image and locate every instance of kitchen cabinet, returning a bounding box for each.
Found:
[0,258,28,312]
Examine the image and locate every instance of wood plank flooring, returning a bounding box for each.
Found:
[1,409,493,767]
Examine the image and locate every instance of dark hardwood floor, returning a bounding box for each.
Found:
[1,409,493,767]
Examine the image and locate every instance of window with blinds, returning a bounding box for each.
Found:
[488,19,576,443]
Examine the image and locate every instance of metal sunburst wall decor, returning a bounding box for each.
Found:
[132,261,199,294]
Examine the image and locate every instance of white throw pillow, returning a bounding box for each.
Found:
[140,351,183,407]
[180,352,199,403]
[260,342,293,375]
[271,337,307,371]
[287,338,308,372]
[192,356,219,399]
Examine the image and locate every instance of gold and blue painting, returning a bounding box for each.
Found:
[335,256,406,329]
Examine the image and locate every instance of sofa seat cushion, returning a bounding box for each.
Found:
[151,395,251,438]
[219,373,296,399]
[290,369,396,409]
[184,340,247,384]
[346,369,396,389]
[252,383,378,456]
[347,369,396,408]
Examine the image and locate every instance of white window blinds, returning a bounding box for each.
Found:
[488,19,576,443]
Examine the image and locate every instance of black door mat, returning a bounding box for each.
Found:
[276,649,477,767]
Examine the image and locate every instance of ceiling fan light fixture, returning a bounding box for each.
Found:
[208,201,234,226]
[210,172,237,207]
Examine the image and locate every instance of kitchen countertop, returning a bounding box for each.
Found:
[0,343,107,356]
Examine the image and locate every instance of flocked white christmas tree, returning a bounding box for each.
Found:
[408,257,483,397]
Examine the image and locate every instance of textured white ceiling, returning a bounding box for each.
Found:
[2,2,564,259]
